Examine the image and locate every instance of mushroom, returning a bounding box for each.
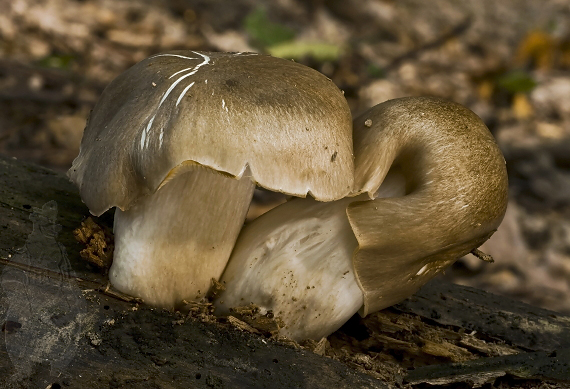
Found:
[68,51,353,308]
[215,97,508,340]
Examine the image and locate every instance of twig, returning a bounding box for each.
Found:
[471,248,494,263]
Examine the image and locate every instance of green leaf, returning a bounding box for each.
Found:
[267,41,343,62]
[497,70,536,94]
[366,64,385,79]
[244,7,296,49]
[37,54,75,70]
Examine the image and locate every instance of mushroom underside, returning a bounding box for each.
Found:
[215,195,364,341]
[215,170,406,341]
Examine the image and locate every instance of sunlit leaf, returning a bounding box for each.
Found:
[268,41,343,62]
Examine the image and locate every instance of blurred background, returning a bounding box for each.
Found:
[1,0,569,313]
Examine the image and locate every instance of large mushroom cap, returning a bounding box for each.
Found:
[68,51,353,215]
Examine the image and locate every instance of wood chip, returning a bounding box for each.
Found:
[227,315,261,335]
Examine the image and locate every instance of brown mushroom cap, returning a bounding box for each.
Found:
[68,51,353,216]
[349,97,509,315]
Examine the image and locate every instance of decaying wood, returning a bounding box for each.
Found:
[1,154,569,388]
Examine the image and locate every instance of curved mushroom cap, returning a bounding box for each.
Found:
[68,51,353,215]
[349,97,508,315]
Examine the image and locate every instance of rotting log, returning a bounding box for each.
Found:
[0,154,569,389]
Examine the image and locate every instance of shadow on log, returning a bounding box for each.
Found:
[0,154,569,388]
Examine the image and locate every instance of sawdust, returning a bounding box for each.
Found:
[73,217,113,270]
[155,283,527,385]
[179,299,216,323]
[206,277,226,300]
[227,304,285,337]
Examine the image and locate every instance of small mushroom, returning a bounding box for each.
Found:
[68,51,353,308]
[215,97,508,340]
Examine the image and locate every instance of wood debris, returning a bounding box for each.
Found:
[73,217,114,270]
[228,304,285,337]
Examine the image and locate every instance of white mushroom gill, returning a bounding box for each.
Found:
[215,195,364,341]
[111,163,255,308]
[215,172,405,341]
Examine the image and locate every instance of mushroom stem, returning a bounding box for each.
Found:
[110,165,255,308]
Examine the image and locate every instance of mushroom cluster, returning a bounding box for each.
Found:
[69,51,508,340]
